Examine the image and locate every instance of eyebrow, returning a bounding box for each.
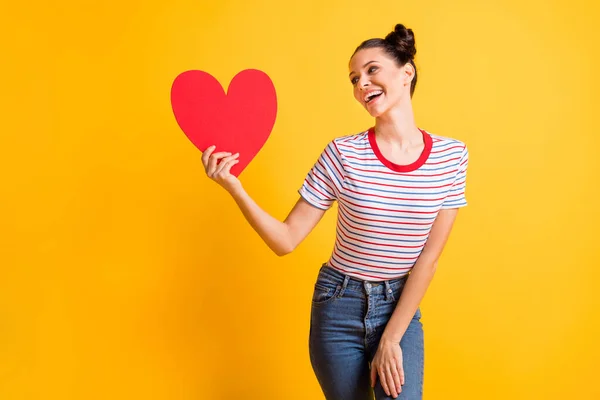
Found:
[349,60,378,77]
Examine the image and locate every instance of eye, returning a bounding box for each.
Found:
[368,66,378,74]
[350,76,359,85]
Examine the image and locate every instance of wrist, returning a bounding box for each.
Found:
[380,332,402,345]
[227,181,244,198]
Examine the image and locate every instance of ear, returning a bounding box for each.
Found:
[403,62,415,85]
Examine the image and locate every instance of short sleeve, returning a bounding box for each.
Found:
[442,145,469,209]
[298,140,345,210]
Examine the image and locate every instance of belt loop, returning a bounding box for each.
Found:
[384,280,392,301]
[338,275,350,298]
[364,280,372,296]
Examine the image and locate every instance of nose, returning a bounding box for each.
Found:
[358,76,370,90]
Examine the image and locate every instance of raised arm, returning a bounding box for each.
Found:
[201,145,327,256]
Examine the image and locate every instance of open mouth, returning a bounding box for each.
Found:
[365,90,383,104]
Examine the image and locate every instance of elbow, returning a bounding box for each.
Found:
[275,244,295,257]
[418,251,439,273]
[416,255,438,274]
[274,239,297,257]
[274,227,297,257]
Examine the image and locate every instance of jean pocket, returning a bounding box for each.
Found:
[311,282,342,306]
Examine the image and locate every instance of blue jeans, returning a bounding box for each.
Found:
[309,264,424,400]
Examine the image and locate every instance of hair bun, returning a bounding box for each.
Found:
[385,24,416,60]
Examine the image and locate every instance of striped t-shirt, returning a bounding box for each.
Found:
[299,127,468,281]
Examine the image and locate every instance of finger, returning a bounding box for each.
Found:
[215,153,239,174]
[370,364,377,388]
[215,159,239,179]
[379,367,390,396]
[201,145,216,166]
[207,152,232,175]
[219,159,239,177]
[210,151,233,165]
[398,359,405,386]
[387,366,399,398]
[390,364,402,396]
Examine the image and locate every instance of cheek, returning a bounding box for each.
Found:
[385,80,404,99]
[381,73,403,92]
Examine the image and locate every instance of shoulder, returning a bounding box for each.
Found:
[426,131,467,151]
[327,129,370,154]
[426,131,469,169]
[427,131,468,157]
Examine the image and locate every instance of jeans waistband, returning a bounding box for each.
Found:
[318,263,409,294]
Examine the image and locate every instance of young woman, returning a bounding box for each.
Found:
[201,23,468,400]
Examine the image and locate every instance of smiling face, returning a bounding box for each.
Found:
[348,47,414,118]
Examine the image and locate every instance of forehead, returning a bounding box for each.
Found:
[348,47,393,73]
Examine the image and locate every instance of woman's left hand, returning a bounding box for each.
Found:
[370,338,404,398]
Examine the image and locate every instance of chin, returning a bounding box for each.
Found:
[366,109,382,118]
[365,104,387,118]
[362,94,391,118]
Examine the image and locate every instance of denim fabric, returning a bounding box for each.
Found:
[309,264,424,400]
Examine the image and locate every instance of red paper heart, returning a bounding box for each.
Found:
[171,69,277,177]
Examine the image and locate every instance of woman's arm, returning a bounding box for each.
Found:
[202,145,327,256]
[230,188,327,256]
[381,207,460,342]
[369,208,461,397]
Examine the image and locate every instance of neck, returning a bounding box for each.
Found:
[374,98,421,149]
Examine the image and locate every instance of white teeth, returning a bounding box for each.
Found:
[364,90,383,102]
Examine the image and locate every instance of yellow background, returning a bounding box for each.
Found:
[1,0,598,398]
